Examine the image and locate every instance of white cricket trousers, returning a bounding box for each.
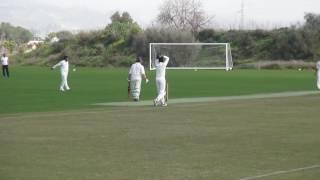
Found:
[317,71,320,90]
[155,78,166,104]
[60,72,70,91]
[130,79,142,99]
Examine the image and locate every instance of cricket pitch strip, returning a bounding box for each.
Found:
[94,90,319,107]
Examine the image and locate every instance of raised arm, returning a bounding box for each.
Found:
[162,56,169,66]
[52,61,62,69]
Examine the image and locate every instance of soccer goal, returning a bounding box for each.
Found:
[149,43,233,71]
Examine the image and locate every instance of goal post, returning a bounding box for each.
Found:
[149,43,233,71]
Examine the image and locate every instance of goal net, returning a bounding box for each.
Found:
[149,43,233,70]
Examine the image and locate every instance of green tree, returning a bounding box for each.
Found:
[303,13,320,59]
[3,40,16,53]
[0,22,33,43]
[105,12,141,41]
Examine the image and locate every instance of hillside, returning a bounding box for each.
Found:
[10,12,320,69]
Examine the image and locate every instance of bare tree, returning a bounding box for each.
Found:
[157,0,213,36]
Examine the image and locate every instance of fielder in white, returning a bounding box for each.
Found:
[1,53,9,78]
[154,55,169,106]
[51,56,71,92]
[128,57,149,101]
[316,61,320,90]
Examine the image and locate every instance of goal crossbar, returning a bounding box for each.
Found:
[150,43,229,46]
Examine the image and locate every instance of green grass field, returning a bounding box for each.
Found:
[0,66,316,114]
[1,66,320,179]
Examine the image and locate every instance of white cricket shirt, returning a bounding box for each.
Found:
[129,62,145,80]
[155,56,169,80]
[53,60,69,74]
[1,56,9,65]
[317,61,320,70]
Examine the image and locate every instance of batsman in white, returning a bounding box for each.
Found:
[316,60,320,90]
[154,55,169,106]
[128,56,149,101]
[51,55,71,92]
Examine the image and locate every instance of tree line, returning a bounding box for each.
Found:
[4,0,320,68]
[0,22,33,53]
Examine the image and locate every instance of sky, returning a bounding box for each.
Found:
[36,0,320,26]
[1,0,320,34]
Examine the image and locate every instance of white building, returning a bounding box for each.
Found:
[27,40,44,50]
[50,36,59,43]
[24,40,44,53]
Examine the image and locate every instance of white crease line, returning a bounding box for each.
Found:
[240,165,320,180]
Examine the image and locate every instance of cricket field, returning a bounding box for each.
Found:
[0,66,319,180]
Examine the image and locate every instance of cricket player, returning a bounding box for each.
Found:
[316,61,320,90]
[1,53,9,78]
[154,55,169,106]
[51,56,70,92]
[128,57,149,101]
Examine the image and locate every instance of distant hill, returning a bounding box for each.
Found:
[0,0,108,37]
